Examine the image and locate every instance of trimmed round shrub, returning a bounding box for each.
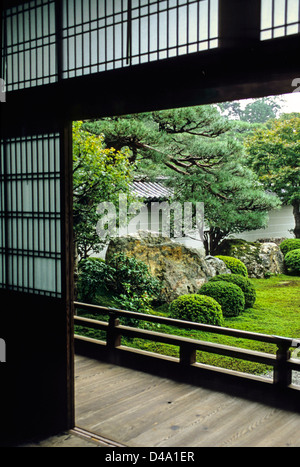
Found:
[169,294,224,326]
[198,281,245,317]
[215,255,248,277]
[280,239,300,256]
[208,273,256,309]
[284,248,300,275]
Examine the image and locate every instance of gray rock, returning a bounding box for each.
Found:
[217,239,285,278]
[204,255,232,277]
[106,230,230,302]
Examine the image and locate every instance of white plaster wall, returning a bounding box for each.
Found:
[232,205,295,242]
[92,205,295,259]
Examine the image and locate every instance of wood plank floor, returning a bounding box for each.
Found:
[75,354,300,447]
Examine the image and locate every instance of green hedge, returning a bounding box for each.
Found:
[285,249,300,275]
[169,294,224,326]
[209,273,256,308]
[280,239,300,256]
[215,255,248,277]
[198,281,245,317]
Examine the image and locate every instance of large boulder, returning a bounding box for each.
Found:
[105,231,230,302]
[216,239,285,278]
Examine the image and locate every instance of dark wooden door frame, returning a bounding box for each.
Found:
[1,0,300,445]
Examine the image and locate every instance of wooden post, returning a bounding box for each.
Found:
[180,344,196,365]
[107,312,122,349]
[274,342,292,388]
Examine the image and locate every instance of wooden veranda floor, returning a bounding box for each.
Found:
[74,354,300,447]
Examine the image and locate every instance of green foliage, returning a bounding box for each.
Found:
[114,284,153,314]
[218,97,282,123]
[169,294,223,326]
[182,159,280,255]
[209,273,256,308]
[107,253,162,300]
[76,274,300,375]
[77,257,115,302]
[198,281,245,317]
[84,108,280,255]
[114,283,155,327]
[215,255,248,277]
[245,113,300,237]
[245,114,300,206]
[77,253,162,320]
[284,249,300,275]
[280,239,300,256]
[73,121,135,260]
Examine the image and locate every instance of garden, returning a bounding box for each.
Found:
[75,238,300,377]
[73,98,300,378]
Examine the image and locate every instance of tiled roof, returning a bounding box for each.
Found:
[129,180,173,201]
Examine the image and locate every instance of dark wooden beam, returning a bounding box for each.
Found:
[219,0,261,48]
[1,34,299,136]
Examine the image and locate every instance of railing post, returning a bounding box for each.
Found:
[274,342,292,388]
[107,312,122,350]
[180,344,196,365]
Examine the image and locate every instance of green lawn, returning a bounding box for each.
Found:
[75,274,300,376]
[226,274,300,336]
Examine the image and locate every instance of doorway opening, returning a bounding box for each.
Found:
[72,93,300,444]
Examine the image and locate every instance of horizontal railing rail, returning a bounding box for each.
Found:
[74,301,300,389]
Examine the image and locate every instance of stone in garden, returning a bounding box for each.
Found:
[216,238,285,278]
[105,230,230,302]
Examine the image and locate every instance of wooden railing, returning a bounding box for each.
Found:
[74,301,300,390]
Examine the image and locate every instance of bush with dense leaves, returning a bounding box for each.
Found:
[169,294,224,326]
[209,273,256,308]
[77,253,162,305]
[280,239,300,256]
[77,257,115,302]
[284,249,300,275]
[198,281,245,317]
[215,255,248,277]
[107,253,162,298]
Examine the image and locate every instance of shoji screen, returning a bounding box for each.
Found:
[2,0,219,85]
[261,0,300,40]
[61,0,219,77]
[0,133,62,298]
[1,0,57,91]
[129,0,219,64]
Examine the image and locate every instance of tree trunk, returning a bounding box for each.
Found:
[292,200,300,238]
[203,231,210,256]
[204,227,226,256]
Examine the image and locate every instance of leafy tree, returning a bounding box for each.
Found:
[218,97,283,123]
[73,121,135,260]
[242,98,282,124]
[245,113,300,238]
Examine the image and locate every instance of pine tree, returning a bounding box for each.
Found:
[83,105,280,253]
